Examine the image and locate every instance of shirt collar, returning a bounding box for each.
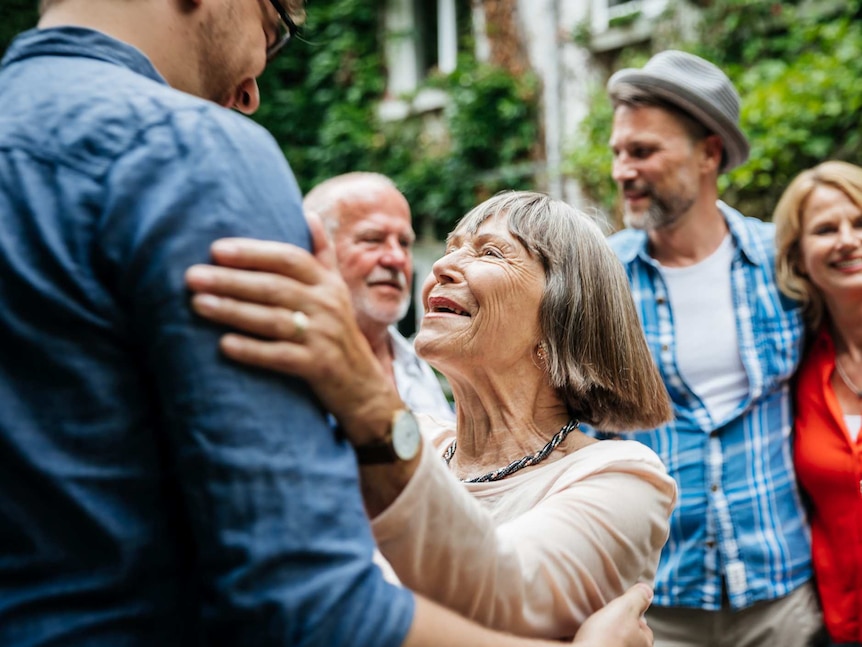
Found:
[2,27,167,86]
[615,201,767,267]
[389,326,417,362]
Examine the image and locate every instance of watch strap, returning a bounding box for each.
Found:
[354,438,398,465]
[353,408,420,465]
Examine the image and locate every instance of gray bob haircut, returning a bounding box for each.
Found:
[452,191,671,431]
[775,160,862,331]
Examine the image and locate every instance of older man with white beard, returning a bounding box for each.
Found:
[304,173,454,421]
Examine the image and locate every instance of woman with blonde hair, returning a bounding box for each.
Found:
[186,191,677,640]
[774,161,862,647]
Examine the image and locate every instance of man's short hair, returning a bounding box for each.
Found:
[303,172,402,236]
[610,82,714,145]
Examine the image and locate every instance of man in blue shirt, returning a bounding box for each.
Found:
[0,0,654,645]
[605,50,822,646]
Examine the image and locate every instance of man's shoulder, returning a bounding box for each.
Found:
[5,52,277,177]
[93,76,279,167]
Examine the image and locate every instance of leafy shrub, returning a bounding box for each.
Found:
[566,0,862,224]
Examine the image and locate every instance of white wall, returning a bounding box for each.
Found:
[516,0,605,209]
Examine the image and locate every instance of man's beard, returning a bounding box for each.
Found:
[622,182,693,232]
[357,268,412,326]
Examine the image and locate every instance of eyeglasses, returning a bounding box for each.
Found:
[264,0,298,61]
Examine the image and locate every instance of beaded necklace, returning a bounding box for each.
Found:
[442,419,579,483]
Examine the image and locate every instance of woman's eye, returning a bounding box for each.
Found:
[813,226,836,236]
[482,247,502,258]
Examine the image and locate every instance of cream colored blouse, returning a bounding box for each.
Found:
[372,419,677,639]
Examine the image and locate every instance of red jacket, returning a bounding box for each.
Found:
[795,327,862,643]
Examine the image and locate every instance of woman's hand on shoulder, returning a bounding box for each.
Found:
[184,211,400,444]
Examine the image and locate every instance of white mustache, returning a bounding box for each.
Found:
[366,268,407,289]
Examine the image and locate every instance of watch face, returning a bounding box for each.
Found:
[392,409,421,461]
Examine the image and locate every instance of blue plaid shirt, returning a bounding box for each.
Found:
[607,202,812,610]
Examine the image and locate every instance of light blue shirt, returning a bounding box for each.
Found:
[0,27,414,645]
[607,202,811,610]
[390,327,455,423]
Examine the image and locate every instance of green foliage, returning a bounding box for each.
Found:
[609,11,642,30]
[1,0,38,58]
[2,0,538,235]
[253,0,540,234]
[564,88,615,214]
[566,50,650,218]
[403,61,540,235]
[350,60,542,237]
[253,0,385,191]
[566,0,862,223]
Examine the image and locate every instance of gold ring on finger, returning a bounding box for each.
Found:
[292,310,309,340]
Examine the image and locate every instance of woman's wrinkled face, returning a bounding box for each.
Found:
[414,213,546,375]
[799,184,862,301]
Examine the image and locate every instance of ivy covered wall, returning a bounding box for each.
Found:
[254,0,540,237]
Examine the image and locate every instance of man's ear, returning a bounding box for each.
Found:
[701,134,724,173]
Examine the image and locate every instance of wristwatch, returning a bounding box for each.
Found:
[354,408,421,465]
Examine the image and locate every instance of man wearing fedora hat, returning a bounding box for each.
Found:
[604,50,823,646]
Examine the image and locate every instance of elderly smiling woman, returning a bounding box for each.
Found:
[186,191,677,640]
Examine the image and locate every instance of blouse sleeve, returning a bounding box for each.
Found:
[371,439,676,639]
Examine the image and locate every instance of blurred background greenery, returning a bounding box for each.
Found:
[4,0,861,232]
[568,0,862,224]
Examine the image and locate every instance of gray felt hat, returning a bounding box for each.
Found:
[607,50,750,172]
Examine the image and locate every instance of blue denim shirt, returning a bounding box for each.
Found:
[607,203,812,610]
[0,27,413,646]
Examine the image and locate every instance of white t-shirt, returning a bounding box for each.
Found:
[659,235,749,424]
[843,413,861,442]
